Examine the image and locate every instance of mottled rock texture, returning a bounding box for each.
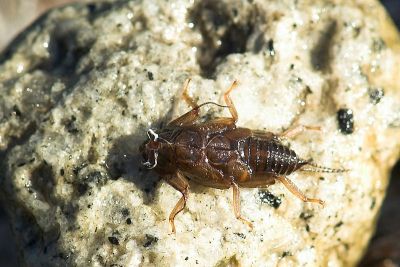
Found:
[1,0,400,266]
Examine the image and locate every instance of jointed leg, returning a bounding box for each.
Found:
[169,79,228,126]
[275,176,324,206]
[231,181,253,229]
[182,78,197,109]
[280,125,321,139]
[223,80,239,123]
[168,79,200,126]
[164,172,190,233]
[168,108,201,126]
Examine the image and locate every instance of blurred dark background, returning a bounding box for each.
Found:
[0,0,399,266]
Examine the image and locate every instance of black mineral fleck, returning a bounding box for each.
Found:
[337,108,354,135]
[368,87,384,104]
[143,234,158,248]
[147,71,154,80]
[258,190,282,209]
[108,236,119,245]
[267,39,275,56]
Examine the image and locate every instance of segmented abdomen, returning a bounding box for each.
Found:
[239,137,306,176]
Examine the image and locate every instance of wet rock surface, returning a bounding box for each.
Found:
[1,0,400,266]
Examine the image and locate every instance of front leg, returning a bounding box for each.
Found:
[164,171,190,233]
[169,79,229,127]
[168,79,201,126]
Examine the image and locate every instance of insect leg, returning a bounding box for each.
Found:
[168,79,201,126]
[168,108,201,126]
[164,172,190,233]
[181,78,198,109]
[275,176,324,206]
[169,79,229,126]
[280,125,321,138]
[231,181,254,229]
[223,80,239,123]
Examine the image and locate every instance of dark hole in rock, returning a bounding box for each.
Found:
[75,183,89,196]
[38,21,95,75]
[190,0,258,78]
[311,21,337,72]
[31,161,55,203]
[64,115,79,134]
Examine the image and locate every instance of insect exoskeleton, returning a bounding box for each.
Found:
[139,79,347,233]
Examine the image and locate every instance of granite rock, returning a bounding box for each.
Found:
[1,0,400,266]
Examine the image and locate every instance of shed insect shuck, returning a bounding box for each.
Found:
[139,79,347,233]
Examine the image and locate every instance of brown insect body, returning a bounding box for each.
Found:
[140,79,346,232]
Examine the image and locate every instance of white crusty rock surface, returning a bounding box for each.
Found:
[1,0,400,266]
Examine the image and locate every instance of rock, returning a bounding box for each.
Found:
[360,162,400,267]
[1,0,400,266]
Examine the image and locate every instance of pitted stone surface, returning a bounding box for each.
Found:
[1,0,400,266]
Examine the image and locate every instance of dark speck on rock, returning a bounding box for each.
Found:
[337,108,354,134]
[267,39,275,56]
[368,87,384,104]
[121,208,130,217]
[258,190,281,209]
[147,71,154,80]
[143,234,158,248]
[108,236,119,245]
[234,232,246,239]
[12,105,22,117]
[65,115,79,134]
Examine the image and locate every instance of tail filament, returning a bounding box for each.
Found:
[300,162,348,173]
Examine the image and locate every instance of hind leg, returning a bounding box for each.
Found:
[280,125,321,138]
[225,159,253,229]
[275,176,324,206]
